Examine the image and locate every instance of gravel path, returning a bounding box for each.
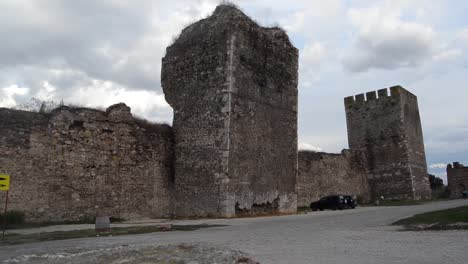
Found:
[1,199,467,264]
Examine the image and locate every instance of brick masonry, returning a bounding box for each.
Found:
[447,162,468,198]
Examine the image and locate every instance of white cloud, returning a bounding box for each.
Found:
[299,42,330,85]
[0,0,217,104]
[342,5,436,72]
[0,0,217,124]
[34,81,57,101]
[298,142,323,152]
[0,85,30,108]
[301,42,328,68]
[69,80,172,123]
[457,29,468,45]
[0,0,467,166]
[432,49,462,62]
[429,163,448,169]
[281,0,345,37]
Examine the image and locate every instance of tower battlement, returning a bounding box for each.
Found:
[447,161,468,198]
[344,85,430,201]
[344,85,417,108]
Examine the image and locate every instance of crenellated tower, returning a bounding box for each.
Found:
[344,86,431,200]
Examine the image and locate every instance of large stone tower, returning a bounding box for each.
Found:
[161,5,298,217]
[447,162,468,198]
[344,86,431,200]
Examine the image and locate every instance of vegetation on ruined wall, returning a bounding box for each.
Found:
[428,174,450,199]
[10,97,168,129]
[12,97,62,113]
[428,174,444,190]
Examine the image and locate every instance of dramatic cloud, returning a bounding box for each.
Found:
[0,0,217,122]
[0,0,467,166]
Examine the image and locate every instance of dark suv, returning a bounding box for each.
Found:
[309,195,357,211]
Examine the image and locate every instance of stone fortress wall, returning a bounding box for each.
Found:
[297,86,431,205]
[297,150,370,207]
[162,5,298,217]
[0,5,432,222]
[447,162,468,198]
[344,86,431,200]
[0,104,173,222]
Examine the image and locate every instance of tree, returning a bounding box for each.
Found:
[428,174,444,190]
[14,97,60,113]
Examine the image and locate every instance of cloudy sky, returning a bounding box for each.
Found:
[1,0,467,182]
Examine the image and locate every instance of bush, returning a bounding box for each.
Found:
[0,210,25,226]
[432,186,450,199]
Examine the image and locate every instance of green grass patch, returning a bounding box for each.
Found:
[393,205,468,231]
[360,199,436,207]
[0,224,224,246]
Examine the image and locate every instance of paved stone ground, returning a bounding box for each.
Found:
[1,199,468,264]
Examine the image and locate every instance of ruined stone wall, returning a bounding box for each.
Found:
[297,150,370,207]
[0,104,173,222]
[162,5,298,217]
[344,86,431,200]
[447,162,468,198]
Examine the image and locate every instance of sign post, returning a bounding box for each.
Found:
[0,174,10,240]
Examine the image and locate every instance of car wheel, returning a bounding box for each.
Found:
[311,208,317,211]
[319,208,324,211]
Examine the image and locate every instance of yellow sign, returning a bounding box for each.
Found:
[0,175,10,191]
